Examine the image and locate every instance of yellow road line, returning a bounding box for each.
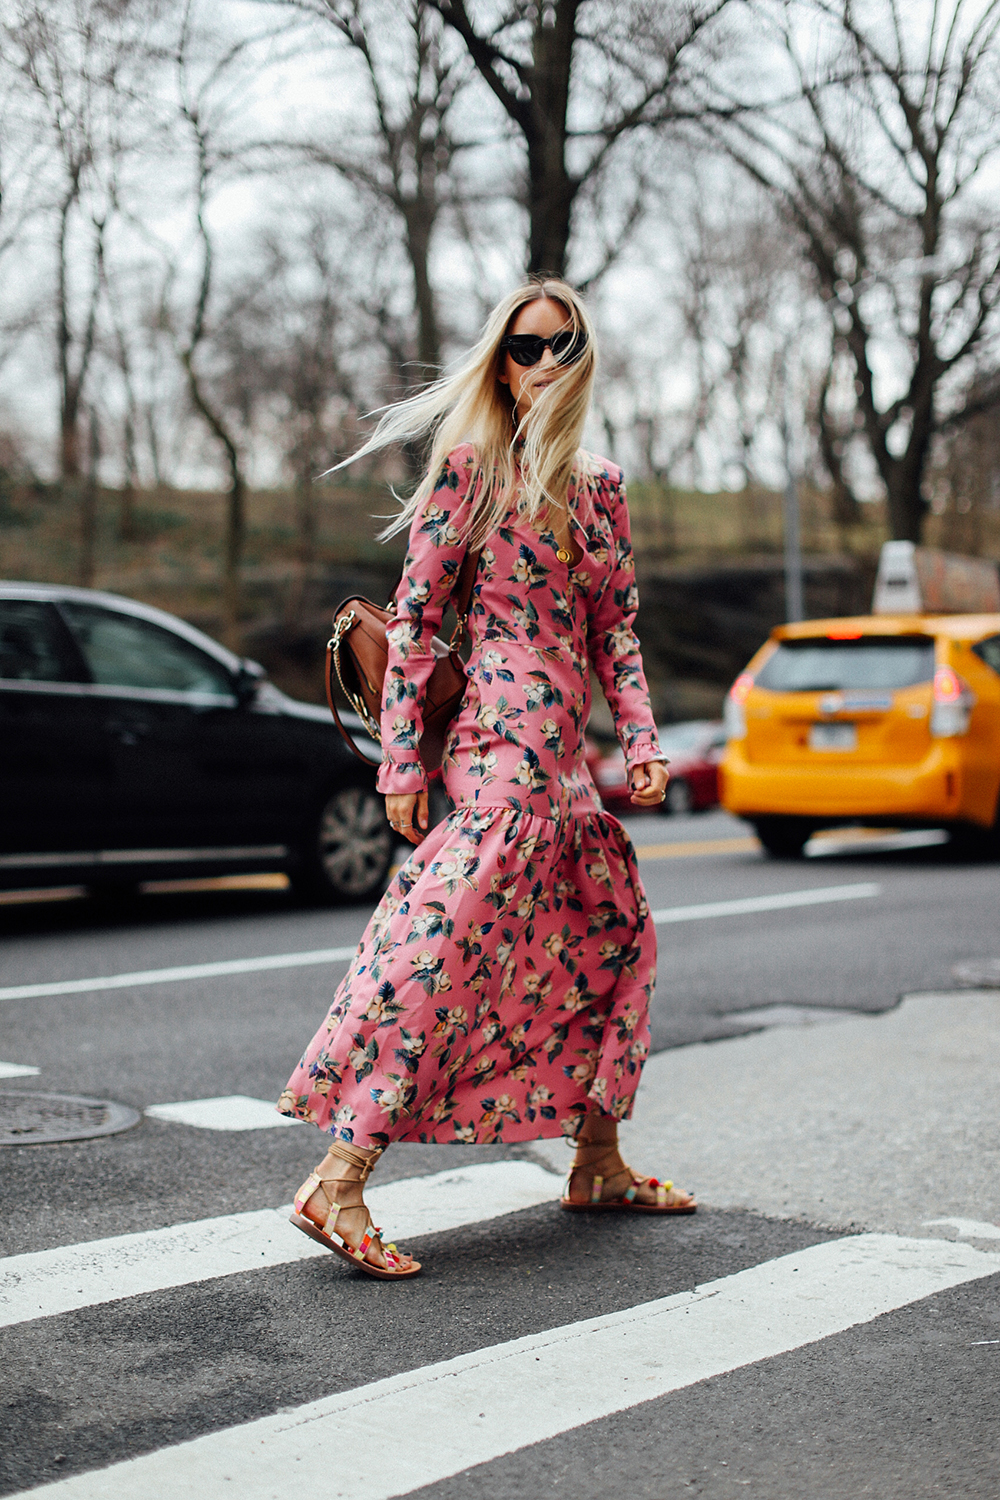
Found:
[633,836,760,859]
[0,885,87,907]
[0,873,291,906]
[143,872,290,894]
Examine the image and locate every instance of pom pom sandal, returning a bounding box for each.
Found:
[561,1146,697,1215]
[290,1140,421,1279]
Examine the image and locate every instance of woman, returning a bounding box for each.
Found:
[278,279,696,1280]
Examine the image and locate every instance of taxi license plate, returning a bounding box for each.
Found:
[809,722,857,751]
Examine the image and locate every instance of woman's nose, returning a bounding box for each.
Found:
[537,346,558,370]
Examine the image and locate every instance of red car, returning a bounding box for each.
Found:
[591,720,727,815]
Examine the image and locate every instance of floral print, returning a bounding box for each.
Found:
[278,444,662,1146]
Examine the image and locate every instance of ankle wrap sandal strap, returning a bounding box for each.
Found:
[292,1171,324,1217]
[289,1140,422,1279]
[325,1139,383,1183]
[561,1147,695,1215]
[565,1144,624,1205]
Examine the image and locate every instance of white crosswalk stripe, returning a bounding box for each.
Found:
[0,883,880,1004]
[12,1232,1000,1500]
[0,1161,561,1330]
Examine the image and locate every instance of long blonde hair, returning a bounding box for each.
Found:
[327,279,598,548]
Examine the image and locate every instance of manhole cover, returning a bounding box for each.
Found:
[951,959,1000,989]
[0,1091,140,1146]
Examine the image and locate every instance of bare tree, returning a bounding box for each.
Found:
[262,0,471,381]
[425,0,730,278]
[706,0,1000,542]
[0,32,52,376]
[0,0,159,481]
[214,203,389,589]
[167,1,292,639]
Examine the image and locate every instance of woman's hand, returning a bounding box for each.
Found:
[385,791,429,846]
[629,759,669,809]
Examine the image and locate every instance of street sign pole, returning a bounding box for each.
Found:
[783,467,804,623]
[782,361,804,623]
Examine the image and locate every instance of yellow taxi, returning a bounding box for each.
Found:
[721,612,1000,857]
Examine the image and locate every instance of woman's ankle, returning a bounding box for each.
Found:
[310,1143,381,1204]
[574,1121,618,1153]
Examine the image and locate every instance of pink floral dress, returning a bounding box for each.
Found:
[278,444,663,1147]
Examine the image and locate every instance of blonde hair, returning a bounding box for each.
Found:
[326,279,598,548]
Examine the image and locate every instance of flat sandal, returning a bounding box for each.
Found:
[289,1141,421,1279]
[561,1146,697,1215]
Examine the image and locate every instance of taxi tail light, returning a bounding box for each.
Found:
[725,672,754,740]
[930,665,975,738]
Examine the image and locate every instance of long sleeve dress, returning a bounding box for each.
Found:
[278,443,663,1148]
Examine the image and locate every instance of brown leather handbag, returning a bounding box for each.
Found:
[325,548,480,772]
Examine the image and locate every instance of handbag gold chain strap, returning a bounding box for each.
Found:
[328,608,382,740]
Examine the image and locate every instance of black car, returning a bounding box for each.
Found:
[0,582,395,903]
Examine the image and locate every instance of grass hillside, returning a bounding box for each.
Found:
[3,473,994,718]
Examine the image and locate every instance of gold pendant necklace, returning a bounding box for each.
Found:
[556,546,572,563]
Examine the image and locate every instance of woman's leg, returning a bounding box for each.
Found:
[296,1142,418,1272]
[566,1109,696,1209]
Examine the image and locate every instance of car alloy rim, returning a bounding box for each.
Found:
[318,787,393,895]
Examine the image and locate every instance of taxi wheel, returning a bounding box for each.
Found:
[948,820,1000,860]
[752,816,814,859]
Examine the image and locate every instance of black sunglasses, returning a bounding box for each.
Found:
[500,329,588,367]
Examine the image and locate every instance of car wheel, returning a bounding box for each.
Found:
[752,816,814,859]
[662,777,694,816]
[948,820,1000,860]
[292,785,394,904]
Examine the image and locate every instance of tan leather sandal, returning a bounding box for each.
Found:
[290,1140,421,1279]
[561,1145,697,1214]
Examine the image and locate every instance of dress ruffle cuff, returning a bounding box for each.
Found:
[376,757,428,796]
[624,734,664,770]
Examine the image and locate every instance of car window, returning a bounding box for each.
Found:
[59,602,234,697]
[972,635,1000,678]
[755,637,935,692]
[0,599,82,683]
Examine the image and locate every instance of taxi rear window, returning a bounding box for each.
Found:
[755,637,935,692]
[973,635,1000,677]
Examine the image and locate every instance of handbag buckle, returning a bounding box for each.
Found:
[329,609,357,651]
[448,613,467,653]
[329,609,382,742]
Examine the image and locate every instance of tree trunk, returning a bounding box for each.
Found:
[58,193,81,482]
[288,452,318,621]
[430,0,582,280]
[402,201,441,375]
[223,467,245,645]
[78,408,100,586]
[119,410,138,540]
[525,0,579,276]
[526,132,576,277]
[883,461,928,545]
[814,366,861,533]
[182,349,247,645]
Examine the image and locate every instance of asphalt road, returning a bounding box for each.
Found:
[1,809,999,1499]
